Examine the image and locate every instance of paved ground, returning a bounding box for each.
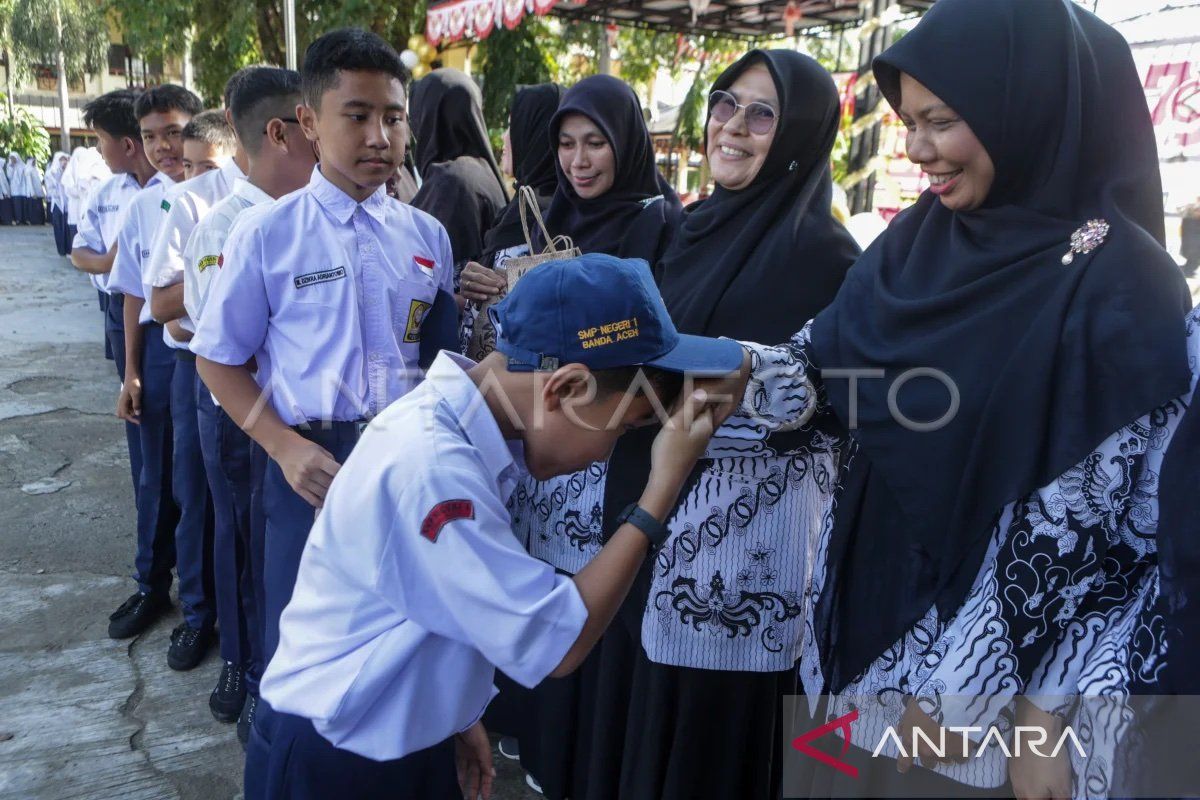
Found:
[0,225,533,799]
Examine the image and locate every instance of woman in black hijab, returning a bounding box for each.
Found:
[582,49,859,800]
[538,74,682,263]
[482,83,563,264]
[459,83,563,356]
[409,68,509,268]
[713,0,1194,795]
[500,73,682,799]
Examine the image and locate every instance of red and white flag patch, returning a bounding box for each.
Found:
[413,255,436,279]
[420,499,474,542]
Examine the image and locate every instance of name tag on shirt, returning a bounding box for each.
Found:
[294,266,347,290]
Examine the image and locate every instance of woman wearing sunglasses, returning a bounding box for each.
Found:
[577,50,860,800]
[512,53,856,800]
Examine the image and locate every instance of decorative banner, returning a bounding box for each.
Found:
[426,0,559,45]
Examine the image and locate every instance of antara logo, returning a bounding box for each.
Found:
[792,708,1088,777]
[792,710,860,778]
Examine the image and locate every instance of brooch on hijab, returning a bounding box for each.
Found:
[1061,219,1110,265]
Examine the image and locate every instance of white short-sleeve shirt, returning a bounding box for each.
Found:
[147,158,245,337]
[106,172,190,348]
[190,165,456,425]
[182,177,273,325]
[71,172,142,294]
[260,352,588,761]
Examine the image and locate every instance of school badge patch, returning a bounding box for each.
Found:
[420,499,474,542]
[403,298,432,343]
[197,255,220,273]
[161,199,171,212]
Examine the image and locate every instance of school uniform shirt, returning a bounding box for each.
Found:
[72,173,143,294]
[260,351,588,760]
[190,165,454,425]
[148,158,245,338]
[182,177,272,326]
[106,173,182,342]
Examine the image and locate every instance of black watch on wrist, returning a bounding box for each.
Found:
[616,503,671,548]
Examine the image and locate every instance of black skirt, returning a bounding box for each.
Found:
[0,197,12,225]
[521,569,794,800]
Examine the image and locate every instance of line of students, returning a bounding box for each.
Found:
[2,152,50,226]
[50,2,1198,797]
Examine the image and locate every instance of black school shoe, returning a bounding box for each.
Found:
[167,622,212,671]
[107,592,171,639]
[209,661,246,723]
[237,693,258,748]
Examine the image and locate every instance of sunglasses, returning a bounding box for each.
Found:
[708,90,778,135]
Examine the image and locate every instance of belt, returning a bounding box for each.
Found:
[292,419,369,437]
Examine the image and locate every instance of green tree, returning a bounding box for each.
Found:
[8,0,107,81]
[476,17,556,131]
[108,0,427,104]
[2,0,107,149]
[0,94,51,162]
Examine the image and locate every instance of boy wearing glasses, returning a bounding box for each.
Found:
[183,66,317,742]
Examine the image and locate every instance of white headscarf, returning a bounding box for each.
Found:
[24,157,44,198]
[6,153,23,191]
[44,152,69,207]
[59,146,109,202]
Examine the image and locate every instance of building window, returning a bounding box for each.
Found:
[108,44,129,76]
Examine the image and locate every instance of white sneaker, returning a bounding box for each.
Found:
[525,773,544,795]
[498,736,520,760]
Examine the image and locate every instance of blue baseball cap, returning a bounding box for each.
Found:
[489,253,744,376]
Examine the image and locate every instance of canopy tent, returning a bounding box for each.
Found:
[425,0,932,45]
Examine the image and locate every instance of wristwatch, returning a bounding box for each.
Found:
[616,503,671,549]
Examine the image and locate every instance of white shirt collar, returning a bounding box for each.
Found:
[307,164,389,226]
[231,177,273,206]
[424,353,525,481]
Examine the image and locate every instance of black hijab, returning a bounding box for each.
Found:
[657,49,858,345]
[540,74,682,263]
[601,51,858,633]
[481,83,564,264]
[410,68,510,265]
[810,0,1193,692]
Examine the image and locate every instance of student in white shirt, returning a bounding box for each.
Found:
[105,85,206,654]
[185,66,315,743]
[71,91,163,642]
[254,254,747,800]
[192,28,459,771]
[73,91,153,367]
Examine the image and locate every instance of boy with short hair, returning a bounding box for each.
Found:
[71,90,155,525]
[254,254,746,799]
[192,26,455,752]
[105,84,205,649]
[180,110,238,180]
[185,66,315,740]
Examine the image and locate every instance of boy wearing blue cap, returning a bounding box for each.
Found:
[251,253,748,800]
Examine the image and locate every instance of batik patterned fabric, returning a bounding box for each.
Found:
[732,309,1198,796]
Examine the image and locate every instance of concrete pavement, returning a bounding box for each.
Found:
[0,225,533,799]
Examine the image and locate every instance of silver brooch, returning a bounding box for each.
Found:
[1061,218,1110,265]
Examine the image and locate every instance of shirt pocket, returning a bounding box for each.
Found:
[290,265,352,306]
